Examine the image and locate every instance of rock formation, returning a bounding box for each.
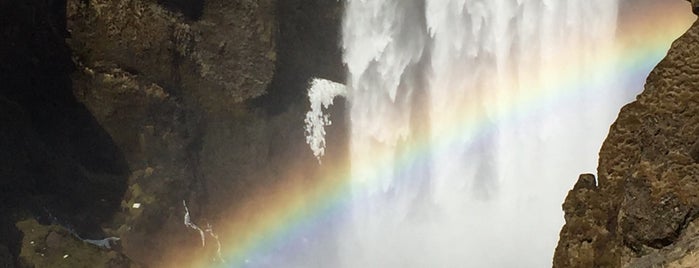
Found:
[554,7,699,268]
[0,0,344,266]
[8,0,698,267]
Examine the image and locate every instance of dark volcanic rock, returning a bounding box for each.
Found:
[66,0,277,111]
[255,0,344,114]
[63,0,344,266]
[1,0,344,266]
[1,0,130,264]
[70,63,197,266]
[555,16,699,268]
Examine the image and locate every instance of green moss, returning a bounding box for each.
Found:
[16,219,127,268]
[129,183,158,204]
[266,50,277,61]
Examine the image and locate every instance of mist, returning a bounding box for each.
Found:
[292,0,693,267]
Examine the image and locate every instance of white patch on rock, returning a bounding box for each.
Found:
[182,200,226,263]
[83,237,120,249]
[183,200,206,247]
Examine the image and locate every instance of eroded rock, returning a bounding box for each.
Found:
[555,16,699,268]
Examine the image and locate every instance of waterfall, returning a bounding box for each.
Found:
[337,0,619,267]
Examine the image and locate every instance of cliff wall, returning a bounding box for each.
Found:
[0,0,344,266]
[555,8,699,268]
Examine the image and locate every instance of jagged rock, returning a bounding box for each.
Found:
[555,15,699,268]
[66,0,277,111]
[572,174,597,191]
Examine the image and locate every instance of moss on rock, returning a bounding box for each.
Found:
[16,219,135,268]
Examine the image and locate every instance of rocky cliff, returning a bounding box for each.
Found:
[0,0,344,267]
[11,0,699,267]
[554,6,699,268]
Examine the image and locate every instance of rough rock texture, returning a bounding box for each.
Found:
[66,0,343,266]
[554,16,699,268]
[16,219,135,268]
[70,63,199,266]
[1,0,344,267]
[66,0,277,110]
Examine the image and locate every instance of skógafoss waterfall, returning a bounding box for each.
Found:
[305,0,620,266]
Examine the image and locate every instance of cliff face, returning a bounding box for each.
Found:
[66,0,277,109]
[0,1,131,266]
[0,0,344,267]
[555,13,699,268]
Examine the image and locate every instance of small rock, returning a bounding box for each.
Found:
[45,231,63,249]
[573,174,597,191]
[144,167,154,177]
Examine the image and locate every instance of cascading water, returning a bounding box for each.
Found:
[335,0,620,267]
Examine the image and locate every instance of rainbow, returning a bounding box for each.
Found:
[171,3,695,268]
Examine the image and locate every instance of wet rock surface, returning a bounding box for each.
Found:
[554,16,699,268]
[1,0,343,266]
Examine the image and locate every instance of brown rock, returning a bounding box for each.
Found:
[66,0,277,112]
[45,231,63,249]
[555,15,699,268]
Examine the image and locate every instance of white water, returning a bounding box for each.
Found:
[338,0,619,267]
[304,78,347,161]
